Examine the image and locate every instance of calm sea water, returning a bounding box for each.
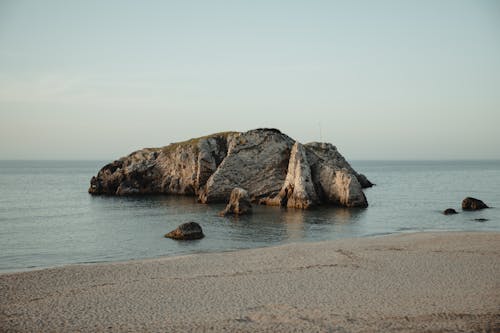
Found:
[0,160,499,273]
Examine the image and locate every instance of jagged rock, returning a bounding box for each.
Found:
[356,173,374,188]
[318,167,368,208]
[443,208,458,215]
[462,197,489,211]
[89,133,236,196]
[305,142,373,189]
[89,129,371,208]
[219,188,252,216]
[262,142,319,209]
[199,129,293,203]
[164,222,204,240]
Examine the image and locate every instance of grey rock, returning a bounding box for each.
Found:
[356,173,374,188]
[165,222,204,240]
[305,142,373,189]
[89,128,371,208]
[262,142,319,209]
[306,143,368,207]
[219,188,252,216]
[199,129,293,203]
[318,167,368,208]
[443,208,458,215]
[89,133,236,196]
[462,197,489,211]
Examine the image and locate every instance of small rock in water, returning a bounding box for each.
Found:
[219,187,252,216]
[462,197,489,211]
[443,208,458,215]
[165,222,204,240]
[472,218,489,222]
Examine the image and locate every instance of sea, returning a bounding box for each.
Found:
[0,160,499,273]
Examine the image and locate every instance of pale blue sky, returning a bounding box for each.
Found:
[1,0,499,160]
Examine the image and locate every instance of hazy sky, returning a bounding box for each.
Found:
[1,0,499,160]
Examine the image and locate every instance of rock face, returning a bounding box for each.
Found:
[443,208,458,215]
[89,129,372,208]
[89,132,234,196]
[261,142,319,209]
[462,197,489,211]
[219,188,252,216]
[165,222,204,240]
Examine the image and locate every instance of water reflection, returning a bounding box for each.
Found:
[280,208,306,241]
[3,160,500,272]
[220,204,367,243]
[89,195,366,241]
[85,194,369,267]
[329,208,352,223]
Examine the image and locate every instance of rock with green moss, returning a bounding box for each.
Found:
[89,132,236,196]
[89,128,371,208]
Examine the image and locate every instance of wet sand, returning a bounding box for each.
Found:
[1,232,499,332]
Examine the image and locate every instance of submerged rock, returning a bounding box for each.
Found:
[165,222,204,240]
[462,197,489,211]
[219,188,252,216]
[89,129,371,208]
[472,218,489,222]
[443,208,458,215]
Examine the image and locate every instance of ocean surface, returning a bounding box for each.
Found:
[0,160,499,273]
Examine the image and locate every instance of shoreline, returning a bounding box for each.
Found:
[1,229,493,276]
[1,231,499,332]
[0,230,403,275]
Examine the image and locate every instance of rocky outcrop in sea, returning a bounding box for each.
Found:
[89,129,372,208]
[462,197,489,211]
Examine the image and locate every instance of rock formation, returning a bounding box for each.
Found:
[462,197,489,211]
[89,129,372,208]
[260,142,319,209]
[165,222,204,240]
[219,188,252,216]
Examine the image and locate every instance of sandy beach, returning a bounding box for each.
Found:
[1,232,499,332]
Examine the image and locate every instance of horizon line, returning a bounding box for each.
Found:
[1,158,499,162]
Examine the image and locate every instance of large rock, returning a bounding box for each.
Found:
[165,222,204,240]
[89,132,236,196]
[462,197,489,211]
[199,129,294,203]
[305,142,373,189]
[89,129,371,208]
[320,168,368,208]
[219,188,252,216]
[262,142,319,209]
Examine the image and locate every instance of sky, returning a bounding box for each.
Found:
[0,0,499,160]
